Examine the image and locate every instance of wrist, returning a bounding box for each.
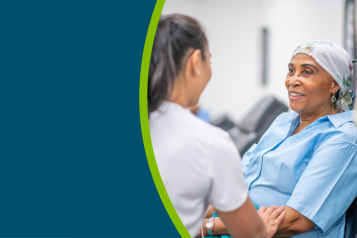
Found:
[206,217,215,237]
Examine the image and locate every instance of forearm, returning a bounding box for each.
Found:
[199,218,229,237]
[217,200,267,238]
[205,206,215,218]
[272,221,299,237]
[273,206,315,237]
[212,218,230,236]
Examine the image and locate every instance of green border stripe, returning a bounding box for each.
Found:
[139,1,191,237]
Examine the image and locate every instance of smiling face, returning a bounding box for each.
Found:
[285,53,340,116]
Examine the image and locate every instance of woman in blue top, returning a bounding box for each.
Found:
[199,41,357,238]
[243,41,357,237]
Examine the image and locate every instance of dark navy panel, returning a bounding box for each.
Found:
[0,1,179,237]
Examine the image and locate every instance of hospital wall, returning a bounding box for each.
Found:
[162,0,345,122]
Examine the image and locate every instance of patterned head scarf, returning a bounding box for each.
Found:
[291,40,355,113]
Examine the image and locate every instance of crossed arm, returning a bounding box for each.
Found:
[196,205,315,237]
[195,197,286,238]
[273,206,315,237]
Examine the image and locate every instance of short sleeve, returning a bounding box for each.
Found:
[286,139,357,233]
[207,130,248,212]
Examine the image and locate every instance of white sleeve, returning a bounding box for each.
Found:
[207,130,248,212]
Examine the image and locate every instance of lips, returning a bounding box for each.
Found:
[289,91,305,100]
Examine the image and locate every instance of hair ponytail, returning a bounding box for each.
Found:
[148,14,207,114]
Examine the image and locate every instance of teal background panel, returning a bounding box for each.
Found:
[0,0,179,237]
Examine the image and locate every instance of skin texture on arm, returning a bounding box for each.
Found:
[198,204,313,237]
[196,204,285,238]
[273,206,315,237]
[204,205,215,218]
[196,217,227,237]
[216,197,267,238]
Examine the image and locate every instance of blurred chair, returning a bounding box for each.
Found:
[212,96,288,155]
[233,96,288,155]
[211,115,236,132]
[345,197,357,238]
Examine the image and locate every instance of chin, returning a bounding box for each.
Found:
[289,103,303,114]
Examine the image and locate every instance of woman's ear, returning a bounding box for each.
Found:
[182,49,203,86]
[189,49,202,77]
[331,81,340,94]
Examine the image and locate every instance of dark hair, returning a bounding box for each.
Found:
[148,14,208,114]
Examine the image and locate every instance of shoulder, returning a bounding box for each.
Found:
[312,125,357,155]
[326,121,357,146]
[175,106,228,140]
[321,110,357,144]
[189,115,237,155]
[150,102,231,150]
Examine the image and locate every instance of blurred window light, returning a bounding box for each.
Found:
[261,27,269,86]
[344,0,356,59]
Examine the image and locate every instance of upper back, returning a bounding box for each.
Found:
[149,101,247,235]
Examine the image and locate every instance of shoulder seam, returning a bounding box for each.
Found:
[320,140,357,148]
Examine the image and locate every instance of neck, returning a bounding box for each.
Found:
[297,104,336,132]
[168,78,190,108]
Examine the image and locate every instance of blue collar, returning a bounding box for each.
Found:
[291,110,355,129]
[327,110,355,128]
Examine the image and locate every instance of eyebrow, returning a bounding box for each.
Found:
[301,64,319,72]
[288,63,319,72]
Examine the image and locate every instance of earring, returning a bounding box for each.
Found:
[331,95,336,102]
[197,71,201,75]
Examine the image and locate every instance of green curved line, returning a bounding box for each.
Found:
[139,1,191,237]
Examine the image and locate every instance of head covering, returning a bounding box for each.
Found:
[291,40,355,112]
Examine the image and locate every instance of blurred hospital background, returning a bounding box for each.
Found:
[162,2,357,235]
[162,0,356,122]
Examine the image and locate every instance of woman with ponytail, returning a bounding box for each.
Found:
[149,14,285,238]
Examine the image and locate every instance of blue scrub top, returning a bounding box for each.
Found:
[242,111,357,238]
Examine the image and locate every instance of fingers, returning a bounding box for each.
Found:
[270,205,279,210]
[275,210,286,224]
[271,206,285,219]
[264,205,279,215]
[258,206,268,214]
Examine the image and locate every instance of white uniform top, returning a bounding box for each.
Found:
[149,101,248,236]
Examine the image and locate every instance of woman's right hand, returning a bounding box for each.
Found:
[258,205,285,238]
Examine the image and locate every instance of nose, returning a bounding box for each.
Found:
[289,77,301,87]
